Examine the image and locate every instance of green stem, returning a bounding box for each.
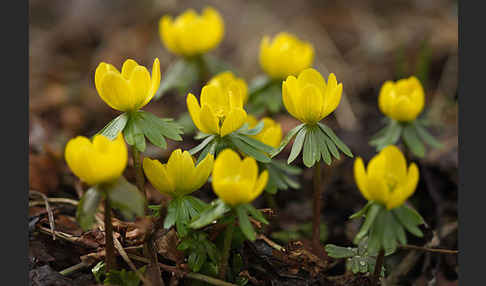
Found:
[195,55,209,83]
[312,162,322,254]
[187,273,237,286]
[104,198,117,272]
[132,145,148,213]
[218,219,235,280]
[371,249,385,286]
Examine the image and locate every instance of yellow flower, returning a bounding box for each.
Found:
[159,6,224,57]
[208,71,249,105]
[246,115,282,148]
[260,32,314,79]
[187,82,247,137]
[95,58,161,112]
[65,133,127,186]
[354,145,419,210]
[212,149,268,206]
[282,68,343,124]
[143,149,214,197]
[378,76,425,122]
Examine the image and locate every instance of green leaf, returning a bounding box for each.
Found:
[354,204,382,243]
[176,198,190,237]
[98,113,129,140]
[236,205,256,241]
[91,261,105,283]
[315,128,331,165]
[303,127,318,168]
[233,133,275,154]
[139,111,183,141]
[402,124,426,158]
[287,127,307,164]
[188,251,207,272]
[189,135,216,155]
[76,186,102,231]
[325,244,357,258]
[367,210,386,255]
[239,120,265,136]
[369,120,402,150]
[164,200,178,229]
[270,123,305,157]
[105,177,145,220]
[381,211,398,254]
[392,205,424,237]
[349,201,373,219]
[414,121,443,149]
[229,136,271,163]
[124,115,145,152]
[271,159,302,175]
[196,139,218,164]
[189,199,230,229]
[202,54,234,75]
[104,266,146,286]
[324,134,340,160]
[155,59,199,100]
[248,75,271,95]
[243,204,269,224]
[317,123,353,157]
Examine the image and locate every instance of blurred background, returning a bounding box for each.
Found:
[29,0,458,285]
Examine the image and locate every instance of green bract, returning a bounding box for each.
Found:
[271,122,353,168]
[370,117,442,158]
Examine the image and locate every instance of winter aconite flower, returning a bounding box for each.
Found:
[143,149,214,197]
[354,145,419,210]
[159,7,224,57]
[65,133,127,186]
[260,32,314,79]
[378,76,425,122]
[208,71,249,105]
[187,81,247,137]
[282,68,343,124]
[212,149,268,206]
[246,115,282,149]
[95,58,161,112]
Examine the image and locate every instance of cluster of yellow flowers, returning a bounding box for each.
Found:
[65,5,428,232]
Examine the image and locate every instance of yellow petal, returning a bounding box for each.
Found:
[146,58,161,106]
[354,157,370,200]
[95,63,118,104]
[386,163,419,209]
[249,170,268,202]
[282,76,301,120]
[321,74,343,118]
[366,176,389,204]
[186,93,208,133]
[64,134,127,186]
[378,81,395,117]
[390,96,416,122]
[121,59,138,80]
[298,84,323,124]
[239,157,258,184]
[220,108,247,137]
[199,105,221,135]
[128,65,151,109]
[380,145,407,183]
[191,153,214,191]
[297,68,326,92]
[200,84,229,116]
[143,157,175,196]
[99,72,132,112]
[165,149,195,195]
[159,16,180,55]
[212,148,241,182]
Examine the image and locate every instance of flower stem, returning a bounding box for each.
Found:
[371,248,385,286]
[312,161,322,254]
[218,219,235,280]
[104,198,117,272]
[132,145,148,213]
